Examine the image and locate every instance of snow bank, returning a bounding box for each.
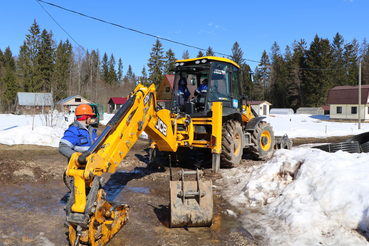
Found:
[221,147,369,245]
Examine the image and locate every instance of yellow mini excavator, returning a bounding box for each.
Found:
[65,56,291,245]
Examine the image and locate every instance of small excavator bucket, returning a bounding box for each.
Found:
[169,169,213,227]
[68,189,129,246]
[275,134,293,150]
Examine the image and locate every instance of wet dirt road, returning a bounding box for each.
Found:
[0,141,255,246]
[0,135,351,246]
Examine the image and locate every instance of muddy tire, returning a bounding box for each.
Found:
[248,121,275,160]
[220,120,243,168]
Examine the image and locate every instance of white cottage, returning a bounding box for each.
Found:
[249,100,272,116]
[327,85,369,121]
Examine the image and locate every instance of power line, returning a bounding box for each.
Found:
[36,0,260,63]
[36,0,86,53]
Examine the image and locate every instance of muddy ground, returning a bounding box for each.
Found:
[0,135,352,246]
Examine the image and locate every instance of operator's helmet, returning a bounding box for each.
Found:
[75,104,95,116]
[179,78,187,86]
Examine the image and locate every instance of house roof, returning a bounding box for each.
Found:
[321,105,330,110]
[327,85,369,104]
[56,95,91,105]
[109,97,127,104]
[249,100,272,106]
[165,74,174,89]
[17,92,52,106]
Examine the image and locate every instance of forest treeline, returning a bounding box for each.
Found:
[1,19,369,113]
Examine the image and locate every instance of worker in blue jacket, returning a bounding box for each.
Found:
[60,104,98,227]
[59,104,97,160]
[195,78,208,97]
[177,77,191,109]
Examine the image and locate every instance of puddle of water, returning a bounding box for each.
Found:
[125,186,150,194]
[0,125,18,131]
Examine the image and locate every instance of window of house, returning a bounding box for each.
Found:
[351,107,357,114]
[166,87,170,92]
[336,106,342,114]
[75,98,81,102]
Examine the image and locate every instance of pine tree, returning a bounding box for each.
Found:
[108,53,117,85]
[140,66,149,86]
[361,38,369,84]
[117,58,123,84]
[1,48,17,111]
[269,42,289,107]
[54,40,72,101]
[240,63,253,98]
[230,41,251,97]
[206,46,214,56]
[182,50,189,59]
[0,49,4,82]
[304,35,334,107]
[37,29,55,92]
[164,49,176,75]
[230,42,244,65]
[252,66,264,100]
[17,19,41,92]
[258,50,271,100]
[290,39,307,108]
[197,50,205,58]
[148,39,164,88]
[101,52,109,84]
[331,32,346,86]
[126,64,136,88]
[343,40,359,86]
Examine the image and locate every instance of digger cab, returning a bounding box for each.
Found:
[170,56,242,118]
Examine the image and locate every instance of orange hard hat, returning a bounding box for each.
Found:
[75,104,95,116]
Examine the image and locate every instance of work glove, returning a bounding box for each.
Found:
[78,151,91,165]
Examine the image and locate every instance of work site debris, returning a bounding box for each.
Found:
[313,132,369,153]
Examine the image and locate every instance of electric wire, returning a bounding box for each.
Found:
[36,0,260,63]
[36,0,86,53]
[36,0,357,72]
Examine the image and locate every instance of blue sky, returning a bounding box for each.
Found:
[0,0,368,75]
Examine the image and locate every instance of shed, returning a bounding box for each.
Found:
[56,95,93,113]
[156,75,174,109]
[321,105,330,115]
[108,97,127,113]
[327,85,369,121]
[249,100,272,116]
[270,108,294,115]
[296,107,324,115]
[16,92,53,114]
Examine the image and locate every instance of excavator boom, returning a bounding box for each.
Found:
[65,83,221,245]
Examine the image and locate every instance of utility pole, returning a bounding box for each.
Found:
[358,62,361,130]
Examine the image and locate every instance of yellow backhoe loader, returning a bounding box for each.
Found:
[65,56,291,245]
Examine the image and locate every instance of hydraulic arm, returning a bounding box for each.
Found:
[65,83,223,245]
[66,84,178,245]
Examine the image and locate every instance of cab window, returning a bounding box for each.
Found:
[209,62,229,102]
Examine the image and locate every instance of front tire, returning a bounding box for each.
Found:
[248,121,275,160]
[220,120,243,167]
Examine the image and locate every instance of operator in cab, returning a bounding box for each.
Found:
[195,78,208,97]
[177,77,191,111]
[59,104,98,160]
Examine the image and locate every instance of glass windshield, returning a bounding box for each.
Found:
[208,61,229,102]
[171,64,210,109]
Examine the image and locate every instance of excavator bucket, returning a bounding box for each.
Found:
[169,169,213,227]
[68,189,129,246]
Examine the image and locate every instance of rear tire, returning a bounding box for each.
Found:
[248,121,275,160]
[220,120,243,168]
